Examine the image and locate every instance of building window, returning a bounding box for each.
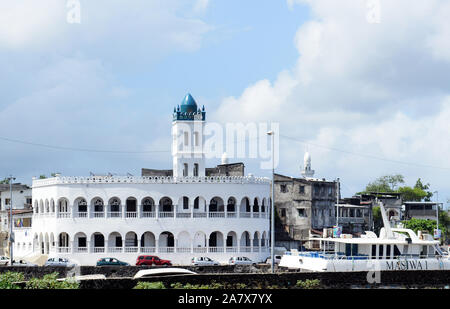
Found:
[299,185,305,194]
[184,131,189,146]
[194,132,199,147]
[193,164,199,177]
[5,199,10,206]
[183,197,189,210]
[281,209,286,217]
[183,163,188,177]
[280,184,288,193]
[297,209,306,217]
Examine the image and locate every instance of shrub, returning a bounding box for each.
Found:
[295,279,321,289]
[0,272,25,289]
[134,281,166,289]
[25,272,79,289]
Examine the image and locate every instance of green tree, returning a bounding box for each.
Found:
[0,178,10,184]
[362,174,405,193]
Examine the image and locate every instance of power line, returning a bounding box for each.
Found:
[279,134,450,171]
[0,136,170,154]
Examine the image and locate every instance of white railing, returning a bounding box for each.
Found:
[227,212,237,218]
[57,247,71,253]
[209,247,224,253]
[159,212,174,218]
[124,247,138,253]
[108,247,123,253]
[126,212,137,218]
[193,247,207,253]
[93,212,104,218]
[226,247,238,253]
[76,212,88,218]
[176,213,191,218]
[176,247,191,253]
[141,211,155,218]
[209,212,225,218]
[33,175,271,188]
[108,211,121,218]
[240,246,251,252]
[193,212,207,218]
[93,247,105,253]
[239,213,251,218]
[158,247,175,253]
[140,247,156,253]
[76,247,88,253]
[253,247,260,252]
[253,213,260,218]
[260,213,266,219]
[57,213,71,218]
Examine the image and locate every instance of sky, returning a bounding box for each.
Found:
[0,0,449,209]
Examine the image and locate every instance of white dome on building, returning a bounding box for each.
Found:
[221,152,229,165]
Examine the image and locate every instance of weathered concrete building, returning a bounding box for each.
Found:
[274,152,338,249]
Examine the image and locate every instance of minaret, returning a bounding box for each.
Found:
[301,151,315,178]
[172,94,206,178]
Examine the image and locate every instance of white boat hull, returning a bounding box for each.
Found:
[279,254,450,272]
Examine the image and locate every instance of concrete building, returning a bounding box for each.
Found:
[336,196,373,235]
[0,184,32,256]
[403,202,440,221]
[274,152,337,250]
[14,94,271,265]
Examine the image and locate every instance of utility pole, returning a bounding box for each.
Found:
[336,178,340,227]
[8,175,16,262]
[267,131,275,274]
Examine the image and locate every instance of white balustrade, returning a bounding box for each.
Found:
[158,212,174,218]
[126,212,137,218]
[108,247,123,253]
[208,212,225,218]
[140,247,156,253]
[141,212,155,218]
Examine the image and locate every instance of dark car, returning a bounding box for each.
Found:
[136,255,172,266]
[96,258,129,266]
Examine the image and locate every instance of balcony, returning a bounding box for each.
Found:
[107,211,121,218]
[209,212,225,218]
[125,212,138,218]
[158,212,174,218]
[141,211,155,218]
[176,212,191,218]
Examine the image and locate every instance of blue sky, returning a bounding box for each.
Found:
[0,0,449,209]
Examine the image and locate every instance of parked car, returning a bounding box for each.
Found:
[96,257,129,266]
[136,255,172,266]
[0,256,10,266]
[265,255,282,265]
[10,259,37,267]
[44,257,77,267]
[191,257,220,266]
[228,256,256,266]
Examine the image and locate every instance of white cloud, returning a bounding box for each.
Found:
[214,0,450,197]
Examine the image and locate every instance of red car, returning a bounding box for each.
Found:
[136,255,172,266]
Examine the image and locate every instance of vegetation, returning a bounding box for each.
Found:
[361,175,433,202]
[0,272,79,289]
[0,272,25,289]
[295,279,321,289]
[132,279,322,289]
[134,281,166,289]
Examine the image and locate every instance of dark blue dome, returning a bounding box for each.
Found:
[180,93,198,113]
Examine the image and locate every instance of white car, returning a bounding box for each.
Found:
[0,256,10,266]
[228,256,256,266]
[191,257,220,266]
[265,255,282,265]
[44,257,77,267]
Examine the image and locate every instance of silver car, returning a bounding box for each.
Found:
[228,256,256,266]
[0,256,10,266]
[191,257,220,266]
[44,257,76,267]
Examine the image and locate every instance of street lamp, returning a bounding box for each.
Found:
[434,191,439,235]
[267,131,275,273]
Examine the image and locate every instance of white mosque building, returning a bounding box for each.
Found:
[14,94,271,265]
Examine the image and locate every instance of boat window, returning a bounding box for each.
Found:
[393,245,401,257]
[378,245,384,259]
[386,245,391,259]
[371,245,376,258]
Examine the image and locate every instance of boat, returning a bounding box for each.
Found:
[133,268,197,279]
[279,201,450,272]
